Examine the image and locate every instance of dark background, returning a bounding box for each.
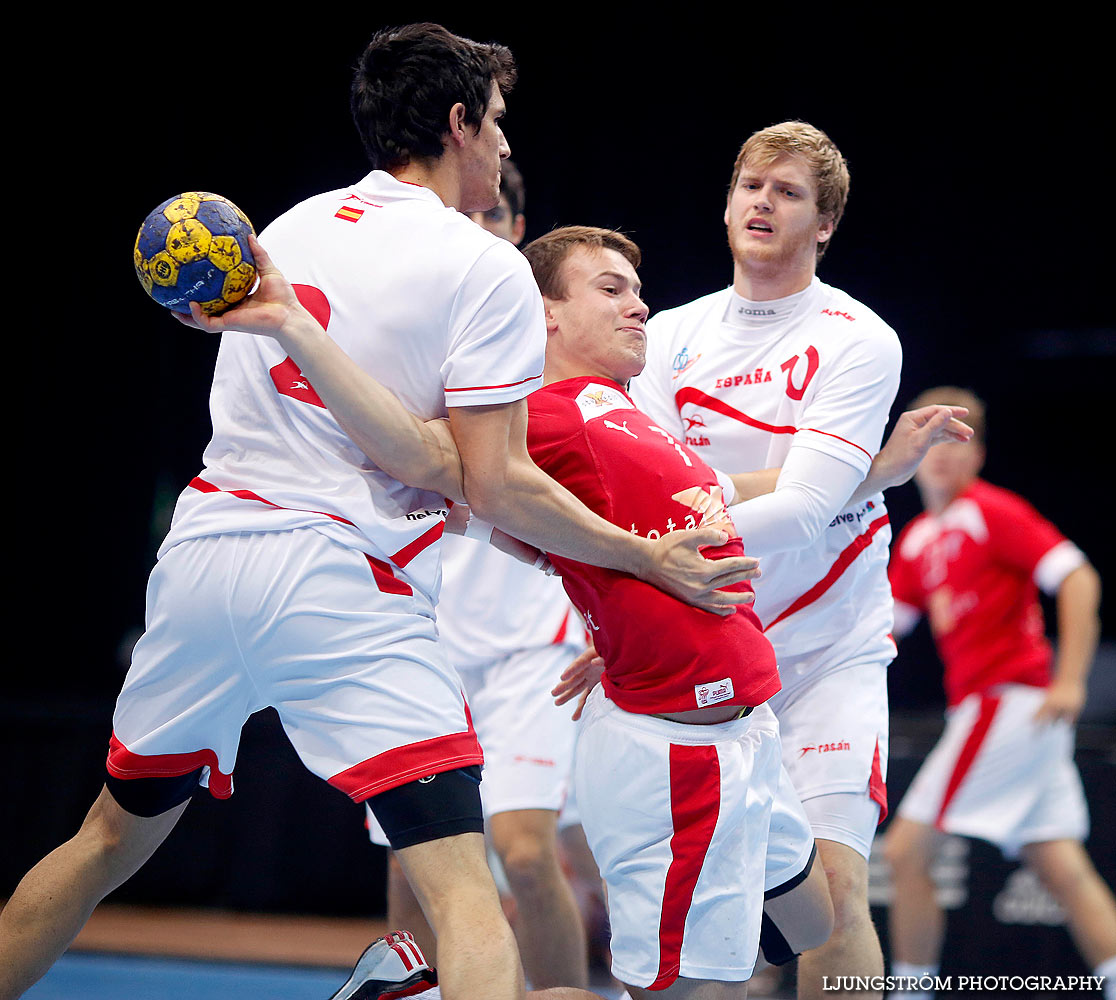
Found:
[8,11,1113,944]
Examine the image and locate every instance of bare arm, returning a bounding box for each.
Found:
[850,405,973,504]
[726,469,780,505]
[448,402,757,613]
[180,239,756,613]
[1034,562,1102,724]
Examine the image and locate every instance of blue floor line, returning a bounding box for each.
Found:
[25,951,350,1000]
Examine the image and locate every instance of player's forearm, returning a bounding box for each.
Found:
[1052,562,1102,685]
[727,469,780,505]
[275,316,465,501]
[464,451,653,576]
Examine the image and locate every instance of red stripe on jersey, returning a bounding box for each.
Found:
[106,734,233,799]
[674,388,873,459]
[869,738,888,823]
[675,386,797,435]
[550,608,571,645]
[188,477,357,527]
[763,514,890,632]
[391,520,445,568]
[366,555,414,596]
[445,373,543,393]
[649,744,722,990]
[935,694,1000,828]
[328,726,484,802]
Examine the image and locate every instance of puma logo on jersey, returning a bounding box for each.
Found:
[695,678,735,707]
[603,419,638,439]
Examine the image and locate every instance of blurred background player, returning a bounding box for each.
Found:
[631,120,902,1000]
[369,160,593,990]
[883,386,1116,1000]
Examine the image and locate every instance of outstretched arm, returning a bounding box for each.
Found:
[851,405,973,503]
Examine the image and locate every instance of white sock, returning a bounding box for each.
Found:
[1095,954,1116,1000]
[889,961,938,999]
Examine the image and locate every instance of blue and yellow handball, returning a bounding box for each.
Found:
[134,192,257,315]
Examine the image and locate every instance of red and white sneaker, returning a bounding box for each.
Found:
[329,931,438,1000]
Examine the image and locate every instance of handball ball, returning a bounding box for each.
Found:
[134,192,256,315]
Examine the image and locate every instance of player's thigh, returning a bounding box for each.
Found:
[881,815,944,874]
[394,830,501,921]
[763,846,833,957]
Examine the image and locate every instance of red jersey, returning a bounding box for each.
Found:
[888,479,1073,706]
[526,376,780,715]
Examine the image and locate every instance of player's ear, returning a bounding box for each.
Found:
[542,296,561,334]
[446,102,468,148]
[816,214,835,246]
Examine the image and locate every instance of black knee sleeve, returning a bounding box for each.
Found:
[104,768,203,817]
[760,842,818,966]
[366,765,484,850]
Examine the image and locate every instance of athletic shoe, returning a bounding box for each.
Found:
[329,931,438,1000]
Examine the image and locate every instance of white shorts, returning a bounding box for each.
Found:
[109,529,481,802]
[767,656,889,857]
[897,684,1089,858]
[765,762,819,892]
[574,687,782,989]
[367,641,581,845]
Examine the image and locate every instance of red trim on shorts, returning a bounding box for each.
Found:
[762,514,890,631]
[328,727,484,802]
[869,738,888,824]
[935,693,1001,829]
[106,734,234,800]
[650,744,722,990]
[366,554,414,596]
[444,373,542,393]
[188,477,358,527]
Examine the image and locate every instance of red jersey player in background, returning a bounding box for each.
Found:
[883,386,1116,1000]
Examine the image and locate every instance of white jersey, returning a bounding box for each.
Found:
[632,278,901,675]
[436,535,579,670]
[160,171,545,603]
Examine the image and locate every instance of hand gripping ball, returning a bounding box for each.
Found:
[134,192,257,315]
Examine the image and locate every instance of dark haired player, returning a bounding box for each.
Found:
[0,24,755,1000]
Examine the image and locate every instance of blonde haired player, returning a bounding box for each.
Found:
[632,120,902,1000]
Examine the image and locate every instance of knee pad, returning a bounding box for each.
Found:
[104,768,203,817]
[367,765,484,850]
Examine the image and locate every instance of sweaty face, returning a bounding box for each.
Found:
[545,247,649,384]
[724,154,832,274]
[459,81,511,214]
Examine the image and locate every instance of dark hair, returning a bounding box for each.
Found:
[523,226,641,300]
[500,159,526,217]
[351,23,516,171]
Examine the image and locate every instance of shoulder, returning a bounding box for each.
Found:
[813,281,900,347]
[967,480,1045,523]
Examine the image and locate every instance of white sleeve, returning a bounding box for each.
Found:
[792,323,903,476]
[442,241,546,407]
[729,444,864,557]
[1034,539,1087,595]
